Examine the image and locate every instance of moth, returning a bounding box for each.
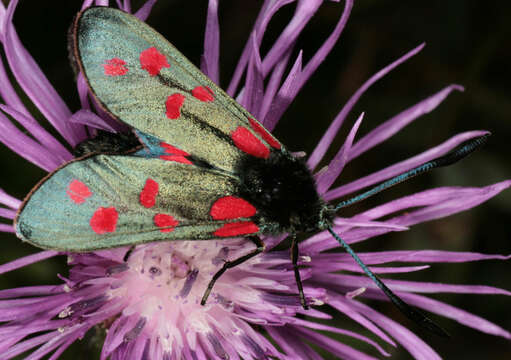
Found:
[15,6,487,337]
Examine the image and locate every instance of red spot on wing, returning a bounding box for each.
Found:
[159,155,192,164]
[210,196,257,220]
[103,58,128,76]
[231,126,270,159]
[192,86,214,102]
[140,178,159,208]
[165,93,185,119]
[154,213,179,233]
[140,47,170,76]
[160,142,190,156]
[66,180,92,204]
[90,207,118,234]
[214,221,259,237]
[248,118,281,150]
[159,142,191,163]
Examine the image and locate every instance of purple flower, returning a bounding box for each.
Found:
[0,0,510,359]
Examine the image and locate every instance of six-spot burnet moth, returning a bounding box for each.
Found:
[14,7,489,337]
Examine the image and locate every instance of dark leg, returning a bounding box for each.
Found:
[201,236,265,305]
[290,234,308,310]
[123,245,135,262]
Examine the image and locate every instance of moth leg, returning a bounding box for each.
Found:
[290,234,309,310]
[201,236,265,306]
[123,245,135,262]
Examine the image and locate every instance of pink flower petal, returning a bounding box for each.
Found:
[0,224,14,233]
[227,0,299,96]
[0,112,62,171]
[347,298,442,360]
[291,325,380,360]
[80,0,95,10]
[0,55,31,118]
[0,251,59,275]
[259,48,293,125]
[287,0,353,98]
[0,208,16,220]
[326,130,488,201]
[360,180,511,226]
[0,285,64,299]
[333,217,408,231]
[241,34,264,117]
[261,0,323,78]
[349,84,464,162]
[328,294,397,347]
[134,0,157,21]
[200,0,220,84]
[400,292,511,339]
[264,0,354,130]
[3,0,83,146]
[0,189,21,209]
[263,50,302,131]
[69,109,118,133]
[310,261,430,275]
[314,273,511,296]
[102,314,140,356]
[266,326,322,360]
[305,180,510,252]
[2,331,60,359]
[308,43,425,170]
[76,72,90,110]
[1,105,72,162]
[288,317,391,356]
[316,112,364,194]
[317,250,511,265]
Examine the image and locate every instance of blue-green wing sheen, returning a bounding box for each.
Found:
[74,7,283,172]
[15,155,267,251]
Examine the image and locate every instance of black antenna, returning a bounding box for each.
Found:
[328,228,449,337]
[328,134,490,336]
[334,134,489,211]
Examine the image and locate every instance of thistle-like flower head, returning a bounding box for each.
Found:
[0,1,509,359]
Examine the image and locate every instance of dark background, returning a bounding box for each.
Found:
[0,0,509,359]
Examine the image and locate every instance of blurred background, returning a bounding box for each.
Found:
[0,0,509,358]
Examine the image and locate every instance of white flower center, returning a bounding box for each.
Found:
[105,239,258,341]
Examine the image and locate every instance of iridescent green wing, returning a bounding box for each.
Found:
[73,7,282,172]
[15,154,267,251]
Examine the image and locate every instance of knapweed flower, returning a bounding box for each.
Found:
[0,0,509,359]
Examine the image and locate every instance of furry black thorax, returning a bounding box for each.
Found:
[237,151,334,234]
